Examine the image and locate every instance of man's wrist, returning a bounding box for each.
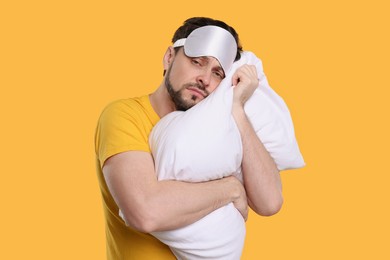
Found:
[232,102,246,121]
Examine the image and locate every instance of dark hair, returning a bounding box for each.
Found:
[172,17,242,61]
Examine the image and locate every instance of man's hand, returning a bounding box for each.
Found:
[232,64,259,107]
[224,176,248,221]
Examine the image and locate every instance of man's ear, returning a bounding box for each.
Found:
[163,46,175,71]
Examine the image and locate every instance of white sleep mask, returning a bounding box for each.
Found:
[173,25,237,73]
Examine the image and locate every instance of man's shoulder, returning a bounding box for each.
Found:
[100,95,153,120]
[98,95,159,130]
[95,95,155,160]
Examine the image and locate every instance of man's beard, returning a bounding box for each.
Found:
[165,66,209,111]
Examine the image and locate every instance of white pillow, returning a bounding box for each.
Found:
[148,51,305,259]
[150,51,304,180]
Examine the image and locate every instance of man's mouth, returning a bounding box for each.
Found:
[187,86,207,98]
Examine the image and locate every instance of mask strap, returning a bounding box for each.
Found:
[173,38,186,48]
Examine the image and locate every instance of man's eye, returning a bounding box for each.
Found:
[192,59,201,65]
[213,71,224,79]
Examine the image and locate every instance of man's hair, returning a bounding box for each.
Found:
[172,17,242,62]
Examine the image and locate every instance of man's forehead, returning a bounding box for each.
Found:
[173,26,237,73]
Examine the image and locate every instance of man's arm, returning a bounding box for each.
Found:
[231,65,283,216]
[103,150,247,233]
[232,106,283,215]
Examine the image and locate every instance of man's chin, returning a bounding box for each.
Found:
[188,95,205,106]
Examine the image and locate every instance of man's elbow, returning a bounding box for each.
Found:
[254,196,284,217]
[121,207,160,233]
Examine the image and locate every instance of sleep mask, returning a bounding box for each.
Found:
[172,25,237,73]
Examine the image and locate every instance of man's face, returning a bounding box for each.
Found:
[165,48,225,111]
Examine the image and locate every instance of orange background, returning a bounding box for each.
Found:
[1,0,389,259]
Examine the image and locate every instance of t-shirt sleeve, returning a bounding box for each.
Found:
[95,100,151,169]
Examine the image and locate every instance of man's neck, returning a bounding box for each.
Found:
[149,83,176,118]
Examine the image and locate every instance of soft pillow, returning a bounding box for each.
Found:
[148,51,304,259]
[150,51,304,183]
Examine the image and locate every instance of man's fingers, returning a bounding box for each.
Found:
[232,65,258,87]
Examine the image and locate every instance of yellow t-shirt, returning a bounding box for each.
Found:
[95,95,175,259]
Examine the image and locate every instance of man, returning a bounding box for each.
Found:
[95,17,283,259]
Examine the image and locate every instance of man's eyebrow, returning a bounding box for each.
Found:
[197,56,209,63]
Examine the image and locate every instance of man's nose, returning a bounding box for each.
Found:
[196,69,212,88]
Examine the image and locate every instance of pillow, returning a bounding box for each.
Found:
[147,51,304,259]
[150,51,305,184]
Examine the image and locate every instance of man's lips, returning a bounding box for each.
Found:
[187,87,207,98]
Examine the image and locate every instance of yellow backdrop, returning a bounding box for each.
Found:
[1,0,389,259]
